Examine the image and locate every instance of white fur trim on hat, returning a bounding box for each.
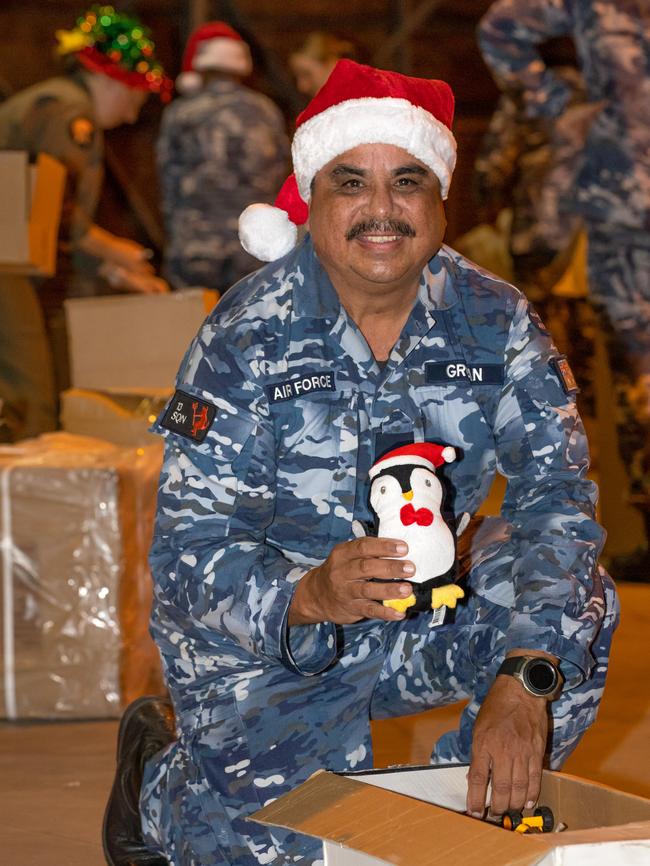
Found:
[238,204,298,262]
[368,446,456,480]
[292,97,457,201]
[176,71,203,94]
[193,37,252,77]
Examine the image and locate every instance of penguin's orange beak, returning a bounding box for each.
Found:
[403,490,413,501]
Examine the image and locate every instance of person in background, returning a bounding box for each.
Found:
[289,31,358,97]
[0,4,170,443]
[156,21,289,293]
[472,59,585,304]
[478,0,650,579]
[104,60,617,866]
[466,52,595,417]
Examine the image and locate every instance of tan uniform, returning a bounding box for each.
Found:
[0,75,103,441]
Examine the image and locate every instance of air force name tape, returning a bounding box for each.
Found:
[160,390,216,442]
[425,362,504,385]
[266,371,335,403]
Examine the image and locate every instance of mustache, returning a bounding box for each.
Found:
[346,219,416,241]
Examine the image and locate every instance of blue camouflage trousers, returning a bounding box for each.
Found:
[140,517,619,866]
[587,228,650,514]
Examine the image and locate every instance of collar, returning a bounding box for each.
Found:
[290,235,461,323]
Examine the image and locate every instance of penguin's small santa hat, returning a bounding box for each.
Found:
[176,21,252,94]
[369,443,456,481]
[238,59,457,263]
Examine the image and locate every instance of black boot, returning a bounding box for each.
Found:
[103,695,176,866]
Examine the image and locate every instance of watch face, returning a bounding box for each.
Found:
[524,659,558,695]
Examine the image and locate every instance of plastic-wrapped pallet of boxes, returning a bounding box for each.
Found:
[0,432,164,719]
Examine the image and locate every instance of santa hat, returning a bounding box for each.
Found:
[176,21,252,94]
[369,443,456,480]
[239,59,457,263]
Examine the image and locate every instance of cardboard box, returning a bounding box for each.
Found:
[251,764,650,865]
[0,151,66,277]
[0,433,164,719]
[64,288,218,392]
[60,388,168,447]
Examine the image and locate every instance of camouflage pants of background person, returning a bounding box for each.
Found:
[586,228,650,547]
[140,517,618,866]
[0,274,57,442]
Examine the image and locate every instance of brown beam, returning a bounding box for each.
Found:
[188,0,212,30]
[373,0,444,68]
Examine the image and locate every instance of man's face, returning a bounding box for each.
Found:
[290,54,336,97]
[92,76,147,129]
[308,143,446,297]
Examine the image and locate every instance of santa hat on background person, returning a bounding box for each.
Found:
[369,443,456,481]
[239,59,457,263]
[176,21,253,94]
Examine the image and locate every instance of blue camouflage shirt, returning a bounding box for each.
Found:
[150,236,605,704]
[478,0,650,231]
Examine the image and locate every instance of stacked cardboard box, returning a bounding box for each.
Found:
[0,433,164,719]
[0,151,66,277]
[63,288,218,446]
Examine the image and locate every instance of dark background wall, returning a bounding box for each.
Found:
[0,0,501,251]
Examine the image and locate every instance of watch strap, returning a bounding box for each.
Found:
[497,656,528,677]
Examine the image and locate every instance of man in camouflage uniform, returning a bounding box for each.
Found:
[156,22,289,292]
[104,60,617,866]
[0,6,170,442]
[478,0,650,577]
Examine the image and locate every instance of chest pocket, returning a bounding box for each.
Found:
[269,389,359,557]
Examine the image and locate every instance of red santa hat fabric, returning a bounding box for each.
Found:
[239,59,457,262]
[177,21,252,93]
[369,443,456,480]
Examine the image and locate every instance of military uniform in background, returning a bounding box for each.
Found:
[0,74,104,441]
[157,78,289,291]
[474,66,586,296]
[478,0,650,569]
[140,238,618,866]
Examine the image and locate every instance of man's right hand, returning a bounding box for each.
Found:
[288,537,415,625]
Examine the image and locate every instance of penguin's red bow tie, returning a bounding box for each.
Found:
[400,504,434,526]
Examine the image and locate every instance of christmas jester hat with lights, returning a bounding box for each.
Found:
[238,59,457,262]
[176,21,253,94]
[55,5,172,101]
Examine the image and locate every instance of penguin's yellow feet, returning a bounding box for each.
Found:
[430,584,465,610]
[383,593,416,613]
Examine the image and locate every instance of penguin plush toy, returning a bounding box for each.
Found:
[368,442,465,616]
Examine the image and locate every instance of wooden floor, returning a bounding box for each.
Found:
[0,580,648,865]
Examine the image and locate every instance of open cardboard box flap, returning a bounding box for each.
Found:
[251,765,650,866]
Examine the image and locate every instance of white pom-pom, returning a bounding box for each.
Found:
[175,71,203,94]
[441,446,456,463]
[238,203,298,262]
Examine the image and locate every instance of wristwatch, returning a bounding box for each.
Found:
[496,655,563,699]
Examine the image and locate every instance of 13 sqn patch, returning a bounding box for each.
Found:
[160,390,216,443]
[550,355,579,394]
[68,116,95,148]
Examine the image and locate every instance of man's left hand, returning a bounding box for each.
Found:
[466,674,549,818]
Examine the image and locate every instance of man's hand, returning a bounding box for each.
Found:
[98,262,170,294]
[79,225,156,273]
[288,537,416,625]
[466,669,550,818]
